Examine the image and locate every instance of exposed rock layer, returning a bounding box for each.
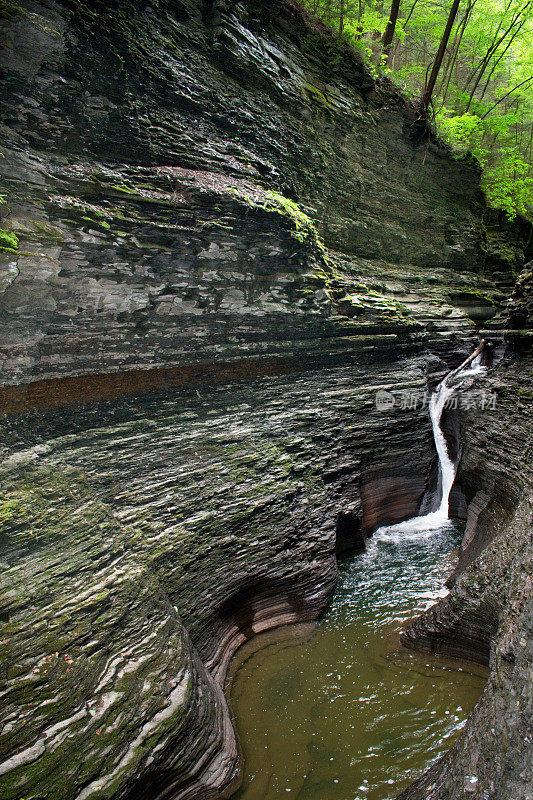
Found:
[0,2,531,800]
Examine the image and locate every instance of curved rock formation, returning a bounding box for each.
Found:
[0,1,531,800]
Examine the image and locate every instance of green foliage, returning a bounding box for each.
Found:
[438,112,482,149]
[0,495,29,527]
[439,111,533,218]
[300,0,533,219]
[264,191,330,258]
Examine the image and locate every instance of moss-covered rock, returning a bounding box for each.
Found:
[0,0,527,385]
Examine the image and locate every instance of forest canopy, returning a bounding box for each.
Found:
[300,0,533,219]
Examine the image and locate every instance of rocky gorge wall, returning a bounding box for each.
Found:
[1,0,527,398]
[398,275,532,800]
[399,350,533,800]
[0,359,442,800]
[0,1,531,800]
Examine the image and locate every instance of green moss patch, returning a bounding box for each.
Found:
[264,191,322,246]
[0,1,28,21]
[448,289,496,306]
[0,228,18,252]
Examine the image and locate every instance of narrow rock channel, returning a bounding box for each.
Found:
[228,347,489,800]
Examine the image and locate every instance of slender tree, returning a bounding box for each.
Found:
[382,0,401,61]
[438,0,476,105]
[461,0,512,91]
[402,0,421,29]
[339,0,345,35]
[464,1,532,111]
[420,0,462,116]
[480,75,533,118]
[478,14,530,101]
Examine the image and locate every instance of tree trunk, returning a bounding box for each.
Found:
[464,5,530,111]
[382,0,401,61]
[373,0,384,39]
[462,0,530,111]
[440,0,475,106]
[480,76,533,119]
[402,0,421,29]
[478,19,527,102]
[420,0,461,117]
[462,0,512,91]
[339,0,345,35]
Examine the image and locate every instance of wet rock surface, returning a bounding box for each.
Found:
[0,1,531,800]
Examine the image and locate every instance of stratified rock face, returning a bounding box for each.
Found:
[0,2,531,800]
[506,264,533,351]
[0,462,239,800]
[399,353,533,800]
[0,0,527,397]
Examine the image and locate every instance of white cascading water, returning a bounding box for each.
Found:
[374,349,485,540]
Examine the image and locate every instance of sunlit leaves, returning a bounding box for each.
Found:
[300,0,533,218]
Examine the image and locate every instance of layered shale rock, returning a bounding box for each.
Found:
[0,0,528,397]
[0,464,239,800]
[3,360,530,800]
[0,1,531,800]
[0,359,441,800]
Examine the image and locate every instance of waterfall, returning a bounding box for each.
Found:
[428,380,456,521]
[375,345,485,539]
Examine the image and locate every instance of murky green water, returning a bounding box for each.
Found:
[229,524,486,800]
